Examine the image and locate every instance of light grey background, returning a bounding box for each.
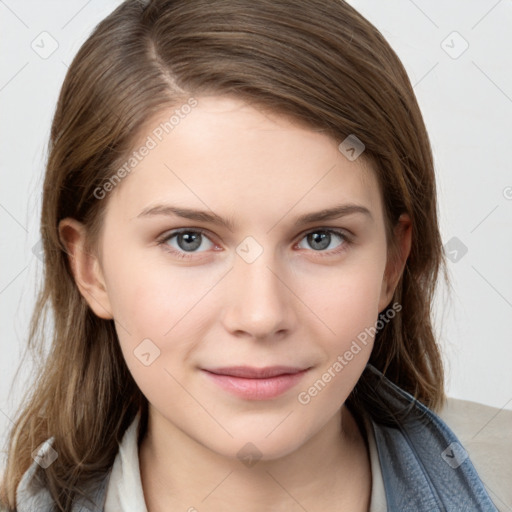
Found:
[1,0,511,471]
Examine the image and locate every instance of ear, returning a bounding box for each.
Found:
[378,213,412,313]
[58,218,113,319]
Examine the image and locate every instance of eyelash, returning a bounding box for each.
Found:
[157,227,352,260]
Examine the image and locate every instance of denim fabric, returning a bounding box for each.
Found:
[15,363,499,511]
[363,364,498,511]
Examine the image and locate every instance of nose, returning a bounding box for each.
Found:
[220,246,297,341]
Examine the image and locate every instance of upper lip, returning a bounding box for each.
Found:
[203,366,310,378]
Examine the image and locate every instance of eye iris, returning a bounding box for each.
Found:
[308,232,330,251]
[178,232,202,251]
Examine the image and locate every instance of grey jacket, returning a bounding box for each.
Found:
[13,364,503,511]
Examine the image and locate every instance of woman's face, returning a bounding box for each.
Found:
[68,95,407,460]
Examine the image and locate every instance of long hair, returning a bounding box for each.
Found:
[1,0,448,509]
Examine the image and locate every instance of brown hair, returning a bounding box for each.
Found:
[0,0,448,509]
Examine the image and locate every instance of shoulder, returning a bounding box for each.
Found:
[437,397,512,511]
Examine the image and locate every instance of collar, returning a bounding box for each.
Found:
[360,364,498,511]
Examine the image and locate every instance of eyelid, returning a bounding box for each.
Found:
[294,225,354,242]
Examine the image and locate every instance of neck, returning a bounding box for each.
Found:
[139,404,372,512]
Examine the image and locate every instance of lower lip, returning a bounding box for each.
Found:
[202,369,309,400]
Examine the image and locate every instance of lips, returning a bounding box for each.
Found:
[203,365,308,378]
[201,365,311,400]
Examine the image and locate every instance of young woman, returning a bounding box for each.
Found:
[1,0,510,511]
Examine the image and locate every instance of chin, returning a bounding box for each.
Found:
[203,426,311,464]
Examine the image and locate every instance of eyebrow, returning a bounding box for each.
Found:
[136,203,373,230]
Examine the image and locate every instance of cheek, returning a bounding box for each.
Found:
[294,266,384,421]
[107,264,198,408]
[301,255,386,344]
[102,253,216,374]
[102,245,196,334]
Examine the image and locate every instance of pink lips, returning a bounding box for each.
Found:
[201,365,310,400]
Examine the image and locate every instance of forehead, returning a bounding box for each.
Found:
[105,95,383,227]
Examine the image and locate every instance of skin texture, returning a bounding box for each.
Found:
[60,95,411,511]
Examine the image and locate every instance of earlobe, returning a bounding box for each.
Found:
[58,218,114,319]
[378,213,412,313]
